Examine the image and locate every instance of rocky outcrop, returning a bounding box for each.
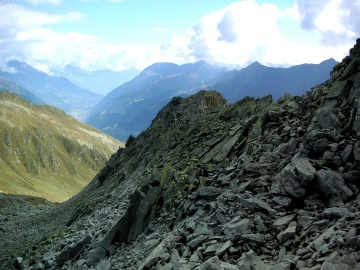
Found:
[2,39,360,270]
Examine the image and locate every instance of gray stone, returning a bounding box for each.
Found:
[186,226,213,242]
[204,243,223,256]
[241,233,265,244]
[86,247,106,267]
[271,158,315,199]
[187,235,208,249]
[190,251,201,263]
[277,226,296,244]
[354,142,360,161]
[242,198,276,216]
[238,250,266,270]
[314,107,342,131]
[100,185,162,248]
[315,169,353,200]
[272,196,292,207]
[341,170,360,182]
[138,234,180,270]
[194,256,223,270]
[321,207,349,219]
[194,256,238,270]
[215,240,233,257]
[341,144,353,162]
[313,138,329,153]
[353,99,360,134]
[158,263,175,270]
[273,214,296,229]
[42,251,58,262]
[222,218,251,237]
[55,235,91,266]
[96,260,111,270]
[171,248,180,262]
[254,215,267,232]
[160,252,171,262]
[197,187,222,200]
[320,262,352,270]
[308,223,337,251]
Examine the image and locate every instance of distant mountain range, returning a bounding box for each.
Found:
[0,76,44,105]
[0,91,123,202]
[87,59,338,141]
[50,64,139,96]
[0,60,103,121]
[213,59,338,102]
[86,61,225,140]
[0,59,338,141]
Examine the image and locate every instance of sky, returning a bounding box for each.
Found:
[0,0,359,72]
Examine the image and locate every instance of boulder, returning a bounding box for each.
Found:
[315,170,353,200]
[196,187,222,200]
[271,158,315,199]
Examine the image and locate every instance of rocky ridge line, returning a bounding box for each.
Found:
[2,38,360,269]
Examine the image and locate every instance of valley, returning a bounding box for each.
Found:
[0,92,123,202]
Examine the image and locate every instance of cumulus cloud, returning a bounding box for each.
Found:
[1,0,359,72]
[186,1,292,66]
[296,0,360,45]
[182,0,359,67]
[0,3,86,69]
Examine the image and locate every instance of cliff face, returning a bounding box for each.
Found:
[2,39,360,269]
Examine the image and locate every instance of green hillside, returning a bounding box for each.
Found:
[0,91,124,202]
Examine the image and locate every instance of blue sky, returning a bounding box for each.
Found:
[1,0,359,72]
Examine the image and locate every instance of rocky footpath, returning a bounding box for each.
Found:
[2,39,360,270]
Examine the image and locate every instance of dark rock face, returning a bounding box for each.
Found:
[2,39,360,270]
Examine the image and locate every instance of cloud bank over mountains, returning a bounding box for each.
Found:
[0,0,359,72]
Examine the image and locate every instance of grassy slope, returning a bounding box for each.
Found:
[0,91,124,202]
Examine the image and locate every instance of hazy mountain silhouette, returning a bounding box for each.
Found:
[0,60,103,121]
[87,59,336,141]
[87,61,225,140]
[50,64,139,95]
[211,58,338,102]
[0,76,44,105]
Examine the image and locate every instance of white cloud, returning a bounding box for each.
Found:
[0,3,86,68]
[1,0,359,73]
[185,0,290,66]
[296,0,359,45]
[181,0,359,67]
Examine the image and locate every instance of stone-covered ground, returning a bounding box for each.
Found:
[2,39,360,270]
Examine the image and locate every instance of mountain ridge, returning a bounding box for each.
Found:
[0,76,44,105]
[50,64,139,96]
[87,58,337,141]
[0,60,103,121]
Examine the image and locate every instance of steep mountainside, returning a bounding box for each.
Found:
[211,58,338,102]
[0,92,123,202]
[0,76,44,105]
[86,61,225,140]
[50,64,139,95]
[87,59,336,141]
[0,60,103,121]
[1,39,360,269]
